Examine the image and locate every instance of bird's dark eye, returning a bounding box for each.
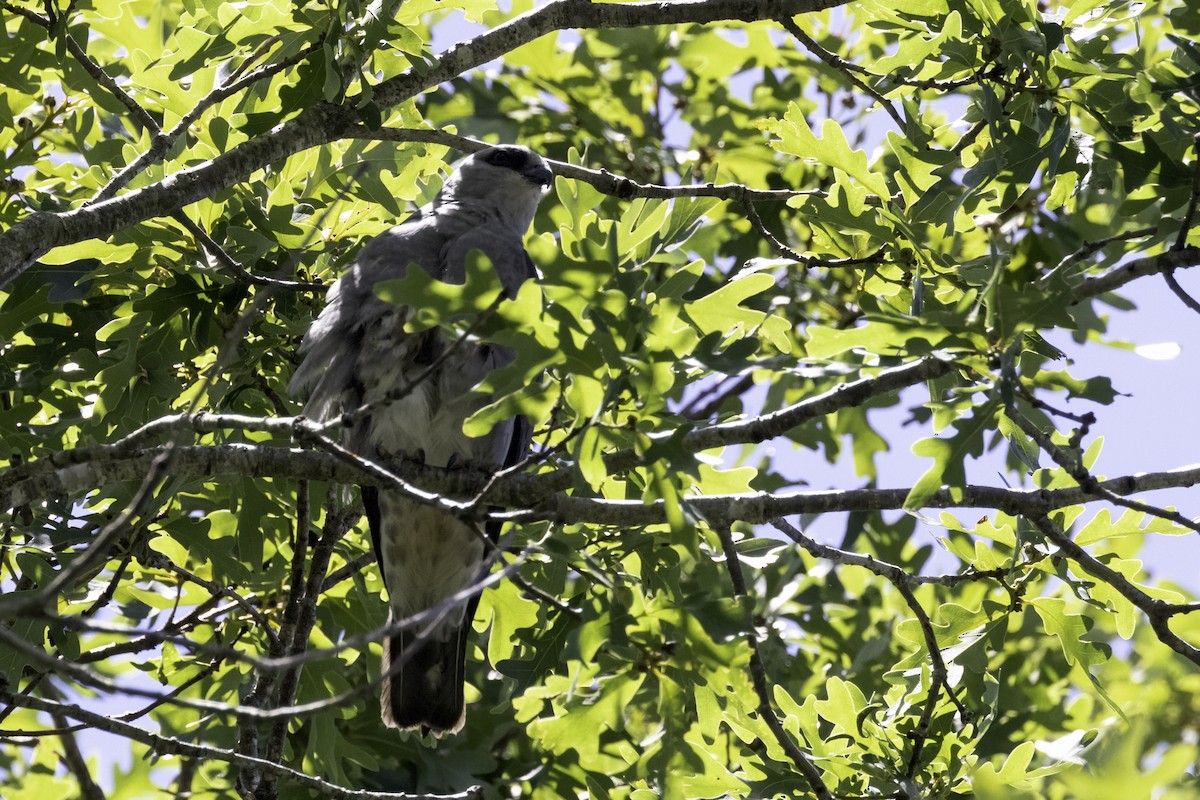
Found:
[486,148,525,169]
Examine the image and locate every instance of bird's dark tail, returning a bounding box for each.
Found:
[379,609,471,734]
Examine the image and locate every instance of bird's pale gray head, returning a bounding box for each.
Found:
[436,145,554,233]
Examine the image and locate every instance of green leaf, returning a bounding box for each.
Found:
[763,103,891,197]
[683,272,774,337]
[1030,598,1108,669]
[905,400,999,510]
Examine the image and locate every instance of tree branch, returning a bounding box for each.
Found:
[0,1,160,136]
[1030,515,1200,667]
[771,517,977,780]
[0,356,959,511]
[172,211,325,290]
[6,439,1200,542]
[0,0,852,284]
[1173,132,1200,250]
[46,689,108,800]
[1039,225,1158,286]
[94,37,328,203]
[4,551,532,716]
[715,525,833,798]
[776,17,906,131]
[1161,267,1200,316]
[1006,406,1200,535]
[350,125,832,203]
[1072,246,1200,301]
[258,501,356,798]
[0,691,482,800]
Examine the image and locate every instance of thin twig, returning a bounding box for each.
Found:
[1006,406,1200,535]
[320,551,374,591]
[1022,392,1097,428]
[740,191,886,267]
[235,478,313,793]
[714,524,834,799]
[0,643,243,739]
[172,211,325,291]
[81,549,134,618]
[1041,226,1158,287]
[777,17,906,131]
[0,691,482,800]
[769,518,1012,591]
[93,37,327,202]
[1174,132,1200,250]
[1161,268,1200,315]
[160,558,280,651]
[734,188,888,272]
[679,373,756,421]
[24,449,174,613]
[1158,135,1200,309]
[742,190,806,262]
[77,596,229,663]
[0,559,527,722]
[2,1,159,135]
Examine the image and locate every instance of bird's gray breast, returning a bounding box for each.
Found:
[330,208,530,471]
[352,310,517,471]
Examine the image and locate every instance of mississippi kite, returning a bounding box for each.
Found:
[290,145,552,733]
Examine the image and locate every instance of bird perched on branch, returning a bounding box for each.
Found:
[289,145,553,734]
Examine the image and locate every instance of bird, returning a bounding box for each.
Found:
[289,145,553,734]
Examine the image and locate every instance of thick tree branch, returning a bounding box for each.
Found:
[5,439,1200,532]
[0,357,958,509]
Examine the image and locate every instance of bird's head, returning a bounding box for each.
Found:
[436,145,554,233]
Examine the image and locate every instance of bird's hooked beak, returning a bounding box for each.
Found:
[524,163,554,189]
